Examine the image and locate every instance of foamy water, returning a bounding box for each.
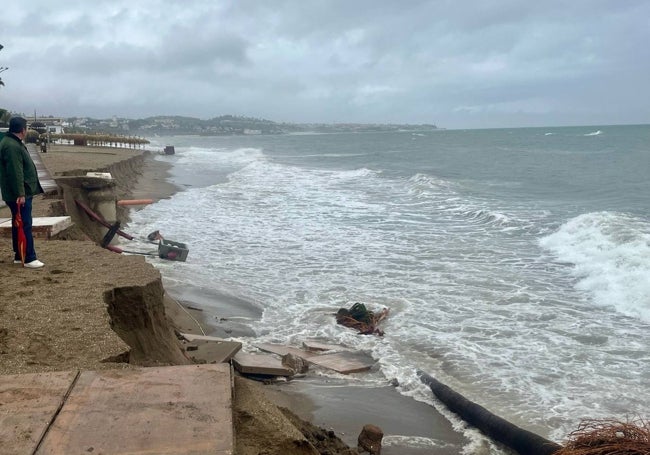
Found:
[128,127,650,452]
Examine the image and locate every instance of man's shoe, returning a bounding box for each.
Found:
[13,260,22,264]
[24,259,45,269]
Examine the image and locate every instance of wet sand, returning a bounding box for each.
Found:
[167,283,468,454]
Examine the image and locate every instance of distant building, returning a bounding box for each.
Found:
[28,116,64,134]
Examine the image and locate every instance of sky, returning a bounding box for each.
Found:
[1,0,649,129]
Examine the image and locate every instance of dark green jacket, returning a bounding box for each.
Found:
[0,133,44,202]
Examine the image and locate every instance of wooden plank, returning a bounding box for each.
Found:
[308,351,375,374]
[232,353,293,377]
[184,339,242,364]
[36,365,233,455]
[0,371,78,455]
[255,343,317,360]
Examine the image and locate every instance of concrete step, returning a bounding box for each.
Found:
[1,364,233,455]
[0,216,73,239]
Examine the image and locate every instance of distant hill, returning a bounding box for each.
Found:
[64,115,438,136]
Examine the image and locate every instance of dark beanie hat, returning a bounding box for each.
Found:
[9,116,27,133]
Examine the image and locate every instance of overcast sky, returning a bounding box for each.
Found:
[1,0,649,129]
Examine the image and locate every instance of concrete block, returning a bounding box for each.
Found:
[232,353,293,377]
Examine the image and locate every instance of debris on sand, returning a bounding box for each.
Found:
[556,418,650,455]
[335,303,389,336]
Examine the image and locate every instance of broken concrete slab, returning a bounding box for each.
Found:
[256,343,375,375]
[35,364,233,455]
[302,340,350,352]
[0,216,73,239]
[0,371,78,455]
[180,333,226,342]
[184,339,242,364]
[232,353,294,377]
[309,351,375,374]
[255,343,318,360]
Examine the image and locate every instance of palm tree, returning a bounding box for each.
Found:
[0,43,6,87]
[0,109,10,126]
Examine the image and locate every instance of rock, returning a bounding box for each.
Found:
[282,353,309,375]
[357,424,383,455]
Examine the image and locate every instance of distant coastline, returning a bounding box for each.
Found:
[21,114,439,137]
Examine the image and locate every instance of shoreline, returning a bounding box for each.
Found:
[1,143,468,454]
[127,155,469,453]
[164,282,467,454]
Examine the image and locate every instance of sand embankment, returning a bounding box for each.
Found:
[0,143,364,455]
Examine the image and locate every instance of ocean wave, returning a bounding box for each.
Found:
[584,130,603,136]
[465,208,514,227]
[329,167,379,180]
[539,212,650,322]
[408,173,459,194]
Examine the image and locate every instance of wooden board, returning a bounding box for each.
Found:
[232,353,293,377]
[0,371,78,455]
[36,365,233,455]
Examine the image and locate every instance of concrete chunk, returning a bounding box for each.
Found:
[184,339,242,364]
[309,351,375,374]
[303,340,349,352]
[255,343,317,360]
[256,343,374,375]
[0,216,73,239]
[232,353,294,377]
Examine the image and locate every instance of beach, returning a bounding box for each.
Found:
[0,143,467,454]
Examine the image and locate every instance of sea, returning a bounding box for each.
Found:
[127,125,650,453]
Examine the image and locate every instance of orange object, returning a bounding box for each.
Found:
[14,202,26,265]
[117,199,154,206]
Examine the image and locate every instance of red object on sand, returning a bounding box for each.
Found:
[14,202,27,266]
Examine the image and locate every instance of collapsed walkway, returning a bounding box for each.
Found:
[0,364,233,455]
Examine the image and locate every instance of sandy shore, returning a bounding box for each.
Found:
[0,143,468,454]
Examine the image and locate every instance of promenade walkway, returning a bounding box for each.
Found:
[0,364,233,455]
[0,143,57,209]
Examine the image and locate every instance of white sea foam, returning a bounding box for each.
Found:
[129,134,650,451]
[584,130,603,136]
[540,212,650,322]
[382,435,458,450]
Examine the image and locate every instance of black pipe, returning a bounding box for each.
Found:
[418,370,562,455]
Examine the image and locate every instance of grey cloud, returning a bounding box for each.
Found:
[1,0,649,128]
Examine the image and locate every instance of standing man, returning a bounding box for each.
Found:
[0,116,45,268]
